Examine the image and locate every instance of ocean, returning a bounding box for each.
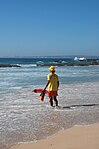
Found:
[0,57,99,149]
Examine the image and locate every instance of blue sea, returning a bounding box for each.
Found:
[0,57,99,149]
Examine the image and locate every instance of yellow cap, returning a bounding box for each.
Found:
[49,66,55,72]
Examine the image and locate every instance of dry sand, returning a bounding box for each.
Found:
[12,123,99,149]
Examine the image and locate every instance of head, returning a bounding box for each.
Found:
[49,66,55,73]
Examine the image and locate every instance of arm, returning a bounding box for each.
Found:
[44,80,50,90]
[57,81,59,89]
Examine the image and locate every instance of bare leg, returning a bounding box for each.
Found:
[49,96,53,106]
[54,96,58,106]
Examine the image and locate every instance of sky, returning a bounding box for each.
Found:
[0,0,99,57]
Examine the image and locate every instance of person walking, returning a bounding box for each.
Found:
[44,66,59,107]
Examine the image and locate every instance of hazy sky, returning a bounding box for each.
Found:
[0,0,99,57]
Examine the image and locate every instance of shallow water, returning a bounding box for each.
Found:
[0,82,99,149]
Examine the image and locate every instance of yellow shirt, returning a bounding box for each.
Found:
[47,73,59,91]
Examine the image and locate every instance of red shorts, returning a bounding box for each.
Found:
[48,91,58,97]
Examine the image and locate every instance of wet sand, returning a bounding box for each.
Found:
[12,123,99,149]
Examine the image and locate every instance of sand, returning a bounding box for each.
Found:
[12,123,99,149]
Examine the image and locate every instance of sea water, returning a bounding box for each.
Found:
[0,57,99,149]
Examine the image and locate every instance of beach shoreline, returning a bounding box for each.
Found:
[12,123,99,149]
[0,61,99,149]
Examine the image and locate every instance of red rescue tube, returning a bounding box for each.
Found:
[33,88,49,96]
